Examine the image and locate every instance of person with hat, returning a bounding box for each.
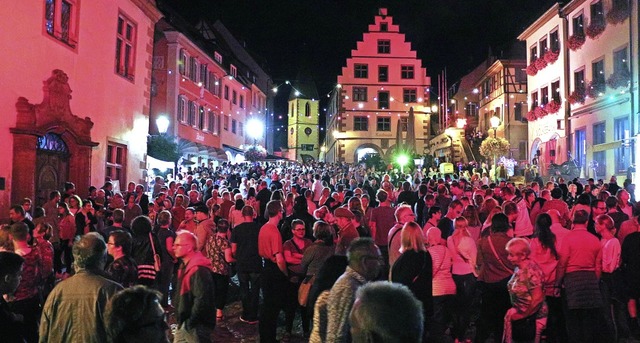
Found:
[335,207,359,256]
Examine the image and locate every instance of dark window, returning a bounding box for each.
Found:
[377,117,391,131]
[575,129,586,170]
[60,0,71,43]
[592,60,605,92]
[466,102,479,117]
[177,95,186,122]
[200,64,208,87]
[541,86,549,105]
[377,40,390,54]
[518,141,527,160]
[380,23,388,32]
[301,144,314,151]
[353,87,368,101]
[613,47,629,73]
[224,86,229,100]
[378,66,388,82]
[531,91,539,110]
[106,142,126,184]
[232,119,237,134]
[354,117,368,131]
[240,95,244,108]
[515,103,524,121]
[207,111,216,133]
[403,88,417,103]
[115,14,136,80]
[188,101,196,126]
[550,30,560,52]
[552,80,561,102]
[305,103,311,117]
[198,106,205,130]
[591,1,604,25]
[224,116,229,131]
[189,57,197,81]
[179,50,187,75]
[232,90,237,105]
[539,38,548,54]
[530,46,538,63]
[573,14,584,36]
[615,117,631,173]
[593,151,606,177]
[354,64,368,78]
[574,69,585,91]
[593,122,605,145]
[401,65,414,79]
[378,91,390,109]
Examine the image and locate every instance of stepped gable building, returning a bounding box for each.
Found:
[325,8,432,163]
[0,0,162,215]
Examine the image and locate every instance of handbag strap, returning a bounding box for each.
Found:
[412,252,427,283]
[488,236,512,273]
[432,246,447,276]
[149,232,158,256]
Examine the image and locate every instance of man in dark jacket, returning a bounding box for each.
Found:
[173,231,216,342]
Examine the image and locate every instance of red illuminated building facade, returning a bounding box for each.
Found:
[0,0,162,214]
[325,8,432,163]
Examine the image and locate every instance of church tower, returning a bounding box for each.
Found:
[287,71,320,162]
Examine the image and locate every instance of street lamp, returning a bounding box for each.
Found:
[246,118,264,145]
[490,115,500,138]
[156,116,170,134]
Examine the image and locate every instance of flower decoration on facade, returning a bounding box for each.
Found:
[607,1,630,25]
[567,34,586,51]
[534,57,548,70]
[607,68,631,89]
[544,50,559,64]
[526,106,549,121]
[479,137,511,160]
[586,80,605,98]
[526,63,538,76]
[585,20,606,39]
[568,87,586,105]
[244,144,267,162]
[544,100,561,114]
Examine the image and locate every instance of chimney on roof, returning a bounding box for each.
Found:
[379,8,387,16]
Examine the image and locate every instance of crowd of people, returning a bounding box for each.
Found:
[1,159,640,343]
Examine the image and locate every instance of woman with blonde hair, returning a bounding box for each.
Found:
[426,226,456,341]
[391,221,432,342]
[447,217,478,342]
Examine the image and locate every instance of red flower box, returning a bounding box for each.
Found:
[607,2,630,25]
[544,50,559,64]
[534,58,548,70]
[534,106,547,119]
[607,69,631,89]
[526,63,538,76]
[568,88,586,105]
[544,100,561,114]
[568,34,586,51]
[585,20,606,39]
[527,109,537,121]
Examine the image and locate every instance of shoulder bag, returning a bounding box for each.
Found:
[488,236,513,273]
[149,233,162,272]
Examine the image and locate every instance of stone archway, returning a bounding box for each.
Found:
[10,70,98,206]
[354,143,383,163]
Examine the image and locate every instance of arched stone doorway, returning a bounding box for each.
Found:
[10,70,97,207]
[354,143,383,163]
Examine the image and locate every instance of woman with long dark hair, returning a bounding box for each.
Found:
[476,213,515,342]
[530,213,564,342]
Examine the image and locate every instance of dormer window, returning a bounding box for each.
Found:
[380,22,388,32]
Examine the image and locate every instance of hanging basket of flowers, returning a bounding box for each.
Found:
[526,63,538,76]
[567,34,586,51]
[545,100,561,114]
[586,81,605,98]
[568,88,586,105]
[544,50,559,64]
[607,68,631,89]
[534,106,548,119]
[527,109,537,121]
[534,57,548,71]
[607,2,630,25]
[244,145,267,162]
[585,20,606,39]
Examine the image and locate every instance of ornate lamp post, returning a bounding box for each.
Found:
[490,115,500,138]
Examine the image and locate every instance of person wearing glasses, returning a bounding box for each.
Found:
[106,230,138,288]
[326,238,382,343]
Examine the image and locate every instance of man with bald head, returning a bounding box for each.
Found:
[173,231,216,342]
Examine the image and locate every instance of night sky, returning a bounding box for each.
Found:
[168,0,559,148]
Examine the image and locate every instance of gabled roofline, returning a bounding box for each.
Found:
[517,3,561,41]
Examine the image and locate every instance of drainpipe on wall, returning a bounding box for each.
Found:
[560,6,572,163]
[630,0,636,167]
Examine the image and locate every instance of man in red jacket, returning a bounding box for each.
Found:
[173,231,216,343]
